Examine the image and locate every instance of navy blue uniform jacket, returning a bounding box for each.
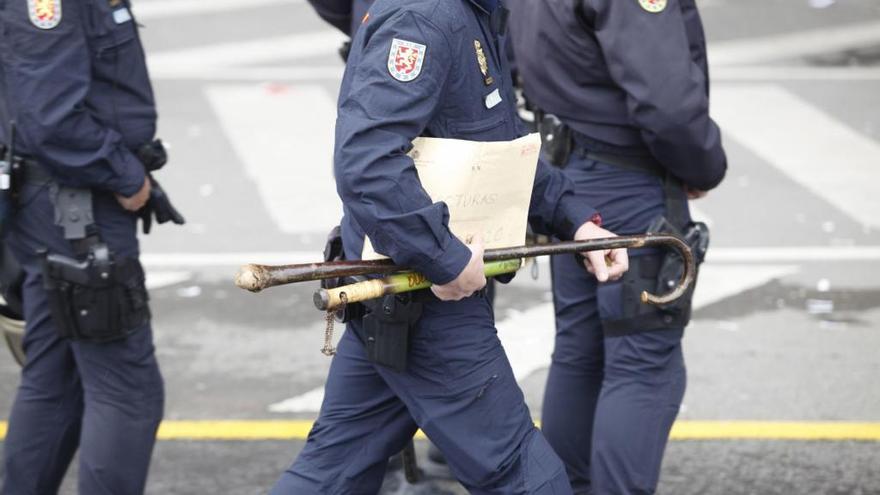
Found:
[336,0,596,285]
[509,0,727,191]
[0,0,153,197]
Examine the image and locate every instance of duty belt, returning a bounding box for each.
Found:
[570,133,665,178]
[570,131,688,231]
[0,146,52,185]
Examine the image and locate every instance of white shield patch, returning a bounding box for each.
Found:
[638,0,667,13]
[387,38,427,82]
[27,0,63,30]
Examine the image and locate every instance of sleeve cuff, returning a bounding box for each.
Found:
[418,234,472,286]
[554,196,600,241]
[105,148,147,197]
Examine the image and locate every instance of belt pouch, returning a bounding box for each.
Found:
[362,294,422,372]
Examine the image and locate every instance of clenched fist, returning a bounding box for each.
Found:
[431,236,487,301]
[574,221,629,283]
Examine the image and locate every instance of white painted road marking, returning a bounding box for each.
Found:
[267,263,802,413]
[145,271,192,290]
[133,0,303,21]
[150,66,344,82]
[709,20,880,66]
[706,246,880,263]
[206,84,342,234]
[135,246,880,269]
[713,84,880,231]
[268,387,326,414]
[714,66,880,82]
[691,265,800,309]
[147,32,346,79]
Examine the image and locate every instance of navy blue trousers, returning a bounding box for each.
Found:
[272,295,571,494]
[2,184,164,495]
[542,154,687,495]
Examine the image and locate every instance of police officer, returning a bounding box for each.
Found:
[271,0,629,493]
[0,1,166,493]
[508,0,727,493]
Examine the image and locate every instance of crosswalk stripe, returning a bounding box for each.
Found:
[150,66,344,82]
[134,246,880,269]
[714,66,880,82]
[147,31,346,79]
[709,20,880,66]
[713,84,880,230]
[206,84,342,234]
[133,0,303,21]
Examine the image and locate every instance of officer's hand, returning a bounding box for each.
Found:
[686,187,708,200]
[116,177,152,212]
[574,221,629,283]
[431,236,487,301]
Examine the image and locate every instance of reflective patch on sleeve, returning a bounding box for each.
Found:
[27,0,62,30]
[387,38,427,82]
[638,0,667,13]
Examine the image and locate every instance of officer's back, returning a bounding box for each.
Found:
[509,0,725,191]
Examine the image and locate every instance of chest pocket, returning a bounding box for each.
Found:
[446,35,512,141]
[449,114,508,141]
[85,0,137,55]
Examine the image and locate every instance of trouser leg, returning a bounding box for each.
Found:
[2,271,83,495]
[590,329,686,495]
[274,296,571,495]
[543,253,604,494]
[377,296,570,494]
[271,327,418,495]
[73,323,164,495]
[4,185,164,495]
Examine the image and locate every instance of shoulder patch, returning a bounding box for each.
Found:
[638,0,667,13]
[27,0,62,30]
[387,38,427,82]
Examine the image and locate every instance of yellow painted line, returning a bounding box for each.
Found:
[0,421,879,441]
[670,421,880,441]
[156,421,314,441]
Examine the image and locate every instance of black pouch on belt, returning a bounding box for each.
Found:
[40,245,150,343]
[361,293,423,372]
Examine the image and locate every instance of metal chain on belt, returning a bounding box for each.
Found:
[321,292,347,356]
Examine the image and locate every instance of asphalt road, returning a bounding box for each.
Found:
[1,0,880,493]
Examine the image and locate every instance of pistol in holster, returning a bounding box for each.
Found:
[535,111,574,168]
[648,215,709,317]
[40,244,150,343]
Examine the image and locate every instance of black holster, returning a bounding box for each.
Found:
[602,254,681,337]
[535,111,574,168]
[598,163,710,336]
[40,245,150,343]
[360,294,422,373]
